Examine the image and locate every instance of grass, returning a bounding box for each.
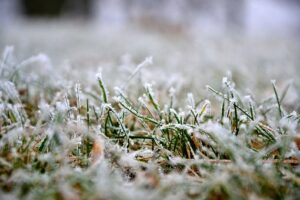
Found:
[0,38,300,200]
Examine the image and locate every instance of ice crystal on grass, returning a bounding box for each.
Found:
[0,81,20,102]
[0,46,300,200]
[125,56,153,85]
[1,46,14,68]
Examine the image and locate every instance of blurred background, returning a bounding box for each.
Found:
[1,0,300,34]
[0,0,299,104]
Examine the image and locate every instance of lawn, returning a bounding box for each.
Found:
[0,21,300,200]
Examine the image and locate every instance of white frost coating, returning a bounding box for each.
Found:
[75,83,82,108]
[170,108,178,115]
[169,156,185,165]
[174,124,190,130]
[64,94,70,108]
[2,127,23,144]
[96,68,104,81]
[240,115,247,122]
[38,153,52,162]
[55,101,69,113]
[138,96,147,107]
[114,86,123,95]
[226,71,232,80]
[96,72,103,81]
[34,54,50,63]
[229,97,238,103]
[187,93,195,109]
[101,103,112,109]
[271,80,276,84]
[169,87,176,97]
[240,124,247,131]
[244,95,252,103]
[0,29,299,199]
[38,100,52,119]
[160,123,192,132]
[114,87,126,102]
[222,77,228,87]
[0,103,4,112]
[58,183,79,200]
[203,121,235,143]
[133,56,153,74]
[135,149,154,159]
[204,99,211,105]
[18,53,52,70]
[112,96,122,103]
[290,111,297,117]
[178,111,185,118]
[1,46,14,61]
[144,56,153,65]
[119,151,140,168]
[279,117,297,133]
[144,83,154,97]
[198,100,212,120]
[0,81,20,102]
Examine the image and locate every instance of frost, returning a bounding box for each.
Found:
[160,123,192,132]
[144,83,154,97]
[222,77,228,87]
[38,100,52,119]
[135,149,154,160]
[144,56,153,65]
[112,96,122,103]
[174,124,192,131]
[55,101,69,113]
[169,156,185,165]
[0,27,299,199]
[101,103,112,109]
[70,137,82,146]
[240,115,247,122]
[114,86,123,95]
[0,81,20,102]
[1,46,14,63]
[96,72,103,81]
[18,53,52,70]
[279,117,297,132]
[75,83,82,108]
[187,93,195,109]
[168,87,176,97]
[138,96,146,106]
[2,127,23,144]
[38,153,52,162]
[133,56,153,74]
[244,95,253,103]
[271,80,276,84]
[229,97,238,103]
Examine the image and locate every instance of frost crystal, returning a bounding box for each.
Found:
[1,46,14,61]
[112,96,122,103]
[169,87,176,97]
[187,93,195,109]
[0,81,20,102]
[56,101,68,113]
[19,53,52,70]
[96,72,103,81]
[222,77,228,86]
[136,56,153,71]
[75,83,82,108]
[144,83,154,96]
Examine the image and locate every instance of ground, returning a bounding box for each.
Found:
[0,20,300,199]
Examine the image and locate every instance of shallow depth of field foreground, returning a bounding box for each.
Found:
[1,1,300,200]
